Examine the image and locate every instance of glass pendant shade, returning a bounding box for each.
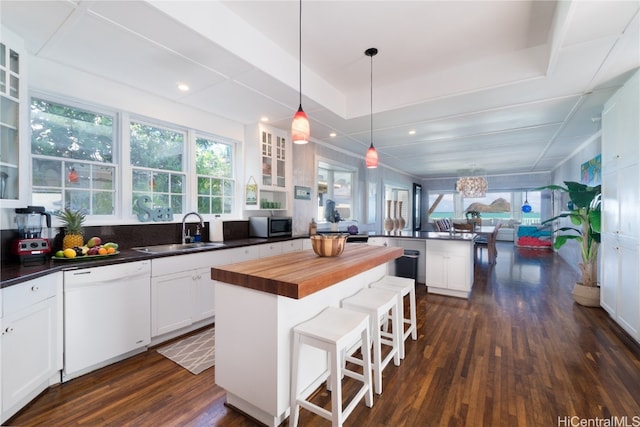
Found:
[364,47,378,168]
[522,192,532,212]
[365,143,378,168]
[291,104,310,144]
[291,0,309,144]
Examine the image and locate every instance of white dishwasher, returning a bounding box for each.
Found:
[63,260,151,381]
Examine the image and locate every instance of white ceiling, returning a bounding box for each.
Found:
[1,0,639,179]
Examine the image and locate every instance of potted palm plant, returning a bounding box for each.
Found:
[539,181,601,306]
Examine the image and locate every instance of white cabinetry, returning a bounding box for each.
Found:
[1,274,62,424]
[244,124,291,211]
[257,242,283,258]
[281,239,303,253]
[367,237,389,246]
[426,239,474,298]
[0,29,27,205]
[151,251,233,341]
[601,69,640,344]
[151,247,267,342]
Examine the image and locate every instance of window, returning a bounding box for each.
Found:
[130,121,185,215]
[427,190,542,224]
[195,136,234,215]
[462,192,512,221]
[31,96,238,219]
[30,97,116,214]
[427,193,454,220]
[317,161,355,223]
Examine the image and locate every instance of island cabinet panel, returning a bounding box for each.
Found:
[425,239,474,298]
[212,244,401,427]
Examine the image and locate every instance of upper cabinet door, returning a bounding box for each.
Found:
[260,126,287,189]
[0,29,27,206]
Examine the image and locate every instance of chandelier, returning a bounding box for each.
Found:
[456,176,488,198]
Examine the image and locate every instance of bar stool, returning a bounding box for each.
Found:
[370,275,417,359]
[341,288,401,395]
[290,307,373,427]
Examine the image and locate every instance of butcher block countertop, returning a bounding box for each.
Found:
[210,244,403,299]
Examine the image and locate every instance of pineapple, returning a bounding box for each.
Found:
[55,208,86,249]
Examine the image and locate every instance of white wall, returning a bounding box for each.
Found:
[550,135,602,274]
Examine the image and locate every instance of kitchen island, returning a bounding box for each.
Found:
[211,244,403,426]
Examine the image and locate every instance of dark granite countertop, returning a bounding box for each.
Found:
[0,237,290,288]
[1,232,476,289]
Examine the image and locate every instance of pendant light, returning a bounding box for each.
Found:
[291,0,310,144]
[522,191,532,213]
[365,47,378,168]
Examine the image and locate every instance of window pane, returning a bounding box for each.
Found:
[93,192,115,215]
[170,174,184,194]
[132,170,152,192]
[66,163,90,189]
[197,177,210,195]
[198,196,211,213]
[171,195,183,214]
[93,166,114,190]
[428,193,454,220]
[32,188,62,212]
[30,98,114,162]
[196,137,232,177]
[153,172,169,193]
[130,122,183,170]
[64,190,90,212]
[33,158,61,187]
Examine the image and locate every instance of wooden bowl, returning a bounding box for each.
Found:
[310,234,347,257]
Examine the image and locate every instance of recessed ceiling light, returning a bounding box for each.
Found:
[408,130,416,135]
[177,83,190,92]
[329,132,336,138]
[260,117,269,122]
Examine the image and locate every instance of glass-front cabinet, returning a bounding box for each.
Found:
[260,126,287,189]
[245,123,291,211]
[0,30,26,205]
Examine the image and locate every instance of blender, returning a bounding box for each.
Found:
[12,206,52,263]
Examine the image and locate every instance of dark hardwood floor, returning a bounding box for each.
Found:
[6,243,640,426]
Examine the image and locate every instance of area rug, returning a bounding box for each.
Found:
[157,328,215,375]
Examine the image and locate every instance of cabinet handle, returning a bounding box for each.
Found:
[31,285,40,292]
[3,327,14,335]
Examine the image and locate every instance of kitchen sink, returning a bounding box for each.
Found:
[132,242,226,254]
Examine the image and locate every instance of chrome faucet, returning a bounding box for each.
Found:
[182,212,204,244]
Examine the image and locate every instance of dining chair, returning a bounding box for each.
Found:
[475,221,502,263]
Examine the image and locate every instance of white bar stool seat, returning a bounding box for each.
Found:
[370,275,417,359]
[290,307,373,427]
[341,288,401,395]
